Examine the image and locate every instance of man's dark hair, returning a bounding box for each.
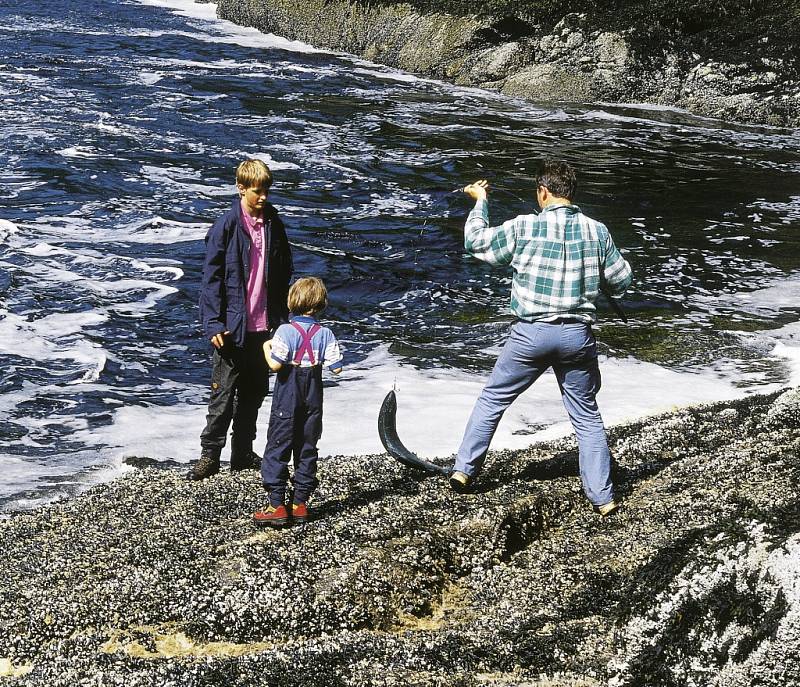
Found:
[535,159,577,201]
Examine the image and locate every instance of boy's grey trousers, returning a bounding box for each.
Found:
[199,332,270,458]
[454,320,614,507]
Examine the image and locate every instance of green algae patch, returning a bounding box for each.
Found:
[709,313,795,333]
[599,320,775,369]
[393,581,473,632]
[0,658,33,678]
[598,322,706,364]
[101,629,274,660]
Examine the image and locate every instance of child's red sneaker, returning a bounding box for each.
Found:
[253,504,289,527]
[291,502,309,523]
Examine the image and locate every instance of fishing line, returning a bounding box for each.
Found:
[418,183,532,238]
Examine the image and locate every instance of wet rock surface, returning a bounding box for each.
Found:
[216,0,800,127]
[2,388,800,684]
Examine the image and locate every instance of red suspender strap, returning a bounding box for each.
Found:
[291,322,321,365]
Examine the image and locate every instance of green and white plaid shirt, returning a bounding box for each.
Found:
[465,199,632,322]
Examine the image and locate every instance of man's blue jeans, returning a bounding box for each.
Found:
[454,320,614,506]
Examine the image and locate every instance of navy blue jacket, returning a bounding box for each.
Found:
[199,198,293,347]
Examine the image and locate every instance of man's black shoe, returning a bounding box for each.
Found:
[231,450,261,472]
[449,470,473,493]
[186,449,220,481]
[593,499,621,517]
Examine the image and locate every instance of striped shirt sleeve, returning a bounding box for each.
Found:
[601,227,633,297]
[322,330,343,371]
[270,326,292,364]
[464,199,517,266]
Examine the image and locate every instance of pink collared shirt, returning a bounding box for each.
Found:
[240,201,268,332]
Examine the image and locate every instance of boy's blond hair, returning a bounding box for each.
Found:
[288,277,328,315]
[236,159,273,189]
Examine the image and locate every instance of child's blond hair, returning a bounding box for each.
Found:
[288,277,328,315]
[236,159,273,189]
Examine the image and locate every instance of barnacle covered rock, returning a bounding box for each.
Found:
[2,388,800,685]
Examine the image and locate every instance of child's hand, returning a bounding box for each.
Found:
[211,330,230,349]
[263,339,273,358]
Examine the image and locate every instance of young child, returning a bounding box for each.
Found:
[188,159,293,481]
[253,277,343,527]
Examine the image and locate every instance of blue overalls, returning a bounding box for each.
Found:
[261,322,324,507]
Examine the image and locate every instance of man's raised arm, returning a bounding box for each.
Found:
[462,179,516,266]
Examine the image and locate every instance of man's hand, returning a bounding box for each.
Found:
[463,179,489,201]
[211,331,230,349]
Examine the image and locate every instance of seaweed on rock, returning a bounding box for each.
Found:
[216,0,800,127]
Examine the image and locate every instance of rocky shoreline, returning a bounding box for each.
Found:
[2,387,800,685]
[214,0,800,128]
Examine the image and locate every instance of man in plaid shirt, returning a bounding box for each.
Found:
[450,160,632,516]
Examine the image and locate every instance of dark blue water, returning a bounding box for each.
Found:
[2,0,800,509]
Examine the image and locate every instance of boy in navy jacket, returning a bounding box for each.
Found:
[188,159,293,480]
[254,277,343,526]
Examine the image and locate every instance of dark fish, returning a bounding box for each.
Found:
[378,390,451,476]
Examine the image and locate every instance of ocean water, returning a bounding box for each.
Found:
[2,0,800,510]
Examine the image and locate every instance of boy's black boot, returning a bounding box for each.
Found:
[186,448,221,481]
[230,439,261,472]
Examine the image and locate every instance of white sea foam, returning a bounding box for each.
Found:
[749,195,800,223]
[0,219,19,242]
[234,151,301,171]
[0,307,110,436]
[579,108,687,129]
[19,260,137,294]
[768,339,800,386]
[692,271,800,385]
[0,450,131,509]
[0,379,39,416]
[19,243,183,285]
[22,213,209,245]
[0,454,72,495]
[730,275,800,314]
[139,56,326,80]
[0,71,50,88]
[276,64,339,77]
[137,70,164,86]
[20,311,108,338]
[130,258,183,280]
[142,56,249,70]
[135,0,322,54]
[135,0,218,22]
[87,113,127,135]
[75,342,752,472]
[112,215,210,244]
[57,146,101,159]
[105,279,179,314]
[349,66,425,85]
[139,164,231,195]
[0,311,108,367]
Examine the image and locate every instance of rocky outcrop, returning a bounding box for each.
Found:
[2,387,800,685]
[216,0,800,127]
